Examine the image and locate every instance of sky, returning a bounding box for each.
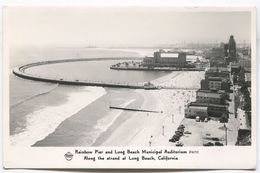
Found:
[4,7,252,47]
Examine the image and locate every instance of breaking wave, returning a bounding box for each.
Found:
[11,83,59,108]
[10,86,106,146]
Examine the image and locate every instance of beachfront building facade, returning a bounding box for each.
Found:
[143,50,187,67]
[207,104,229,118]
[184,102,228,119]
[185,104,208,118]
[205,70,230,81]
[203,68,231,92]
[208,77,222,90]
[185,56,231,119]
[196,90,225,105]
[200,78,230,92]
[209,65,229,72]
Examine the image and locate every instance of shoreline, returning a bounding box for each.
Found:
[92,90,145,146]
[96,71,203,147]
[10,48,206,147]
[11,86,106,146]
[14,70,204,147]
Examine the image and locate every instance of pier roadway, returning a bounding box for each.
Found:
[159,86,199,90]
[12,57,199,90]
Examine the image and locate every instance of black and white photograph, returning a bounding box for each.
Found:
[7,7,254,147]
[2,6,257,169]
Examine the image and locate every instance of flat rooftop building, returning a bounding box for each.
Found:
[143,50,187,67]
[196,89,225,105]
[185,105,208,118]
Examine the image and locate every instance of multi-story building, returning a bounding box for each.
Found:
[143,50,187,67]
[209,65,229,72]
[211,47,225,58]
[231,63,241,74]
[207,104,229,118]
[185,105,208,118]
[228,35,237,60]
[240,59,251,72]
[200,79,209,90]
[205,69,230,81]
[208,77,222,90]
[208,42,228,59]
[201,78,230,92]
[185,102,228,119]
[196,89,225,105]
[245,72,251,87]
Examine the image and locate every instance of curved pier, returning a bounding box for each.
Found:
[12,57,201,90]
[12,57,145,89]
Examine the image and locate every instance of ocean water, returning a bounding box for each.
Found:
[9,47,171,146]
[33,88,144,146]
[25,60,170,84]
[10,86,106,146]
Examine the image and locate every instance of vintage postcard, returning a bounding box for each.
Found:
[3,6,256,169]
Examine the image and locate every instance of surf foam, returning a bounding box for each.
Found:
[10,86,106,146]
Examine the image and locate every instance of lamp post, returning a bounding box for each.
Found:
[224,123,228,146]
[162,126,165,136]
[149,135,153,147]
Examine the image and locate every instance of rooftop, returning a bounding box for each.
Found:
[208,77,223,81]
[160,53,179,58]
[206,69,230,74]
[197,90,222,98]
[189,102,227,108]
[188,106,208,110]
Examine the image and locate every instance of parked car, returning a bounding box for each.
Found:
[203,142,214,146]
[175,141,183,147]
[211,137,220,141]
[215,142,224,146]
[169,135,180,143]
[200,116,205,122]
[175,131,184,136]
[169,138,175,143]
[174,134,180,139]
[177,128,184,133]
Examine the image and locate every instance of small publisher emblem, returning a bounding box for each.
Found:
[64,152,73,161]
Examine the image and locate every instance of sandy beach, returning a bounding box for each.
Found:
[10,47,207,147]
[99,71,205,146]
